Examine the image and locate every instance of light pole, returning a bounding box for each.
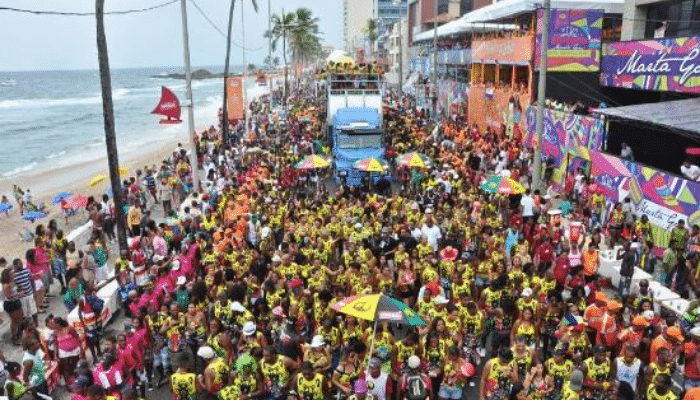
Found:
[180,0,198,189]
[433,0,438,121]
[532,0,550,190]
[398,19,403,106]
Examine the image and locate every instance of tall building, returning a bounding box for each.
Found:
[621,0,700,40]
[344,0,374,56]
[344,0,409,57]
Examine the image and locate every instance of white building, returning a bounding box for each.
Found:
[344,0,374,56]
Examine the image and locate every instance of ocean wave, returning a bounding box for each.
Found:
[2,162,38,177]
[2,112,100,134]
[0,88,131,109]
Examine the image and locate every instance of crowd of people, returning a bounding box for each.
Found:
[1,80,700,400]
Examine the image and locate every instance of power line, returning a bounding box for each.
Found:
[188,0,268,52]
[0,0,178,16]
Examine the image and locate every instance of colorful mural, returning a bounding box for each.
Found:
[524,106,606,168]
[600,36,700,93]
[535,9,604,72]
[438,79,469,116]
[591,151,700,247]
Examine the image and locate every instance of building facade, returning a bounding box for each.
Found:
[344,0,374,55]
[621,0,700,40]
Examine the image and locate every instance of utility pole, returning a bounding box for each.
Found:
[432,0,438,121]
[241,0,248,133]
[268,0,272,93]
[398,19,403,108]
[180,0,199,189]
[282,7,288,111]
[95,0,127,252]
[532,0,550,190]
[222,0,236,145]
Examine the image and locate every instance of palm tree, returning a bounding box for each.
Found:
[288,8,322,70]
[265,10,296,107]
[247,63,257,73]
[365,18,378,57]
[222,0,258,143]
[95,0,128,250]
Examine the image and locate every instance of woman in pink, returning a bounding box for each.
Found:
[53,317,84,386]
[25,248,47,312]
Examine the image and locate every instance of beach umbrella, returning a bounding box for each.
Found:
[295,155,330,170]
[0,203,12,213]
[353,157,387,173]
[21,211,47,222]
[118,166,129,177]
[332,293,424,363]
[63,194,88,209]
[234,353,257,373]
[51,191,73,206]
[480,176,526,195]
[396,152,431,168]
[89,174,108,187]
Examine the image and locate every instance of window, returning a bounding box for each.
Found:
[645,0,700,38]
[437,0,449,14]
[337,133,383,149]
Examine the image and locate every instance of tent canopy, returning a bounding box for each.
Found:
[415,0,624,41]
[594,98,700,139]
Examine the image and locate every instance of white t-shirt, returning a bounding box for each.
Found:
[421,224,442,251]
[520,195,535,217]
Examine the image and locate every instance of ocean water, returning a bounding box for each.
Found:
[0,66,256,180]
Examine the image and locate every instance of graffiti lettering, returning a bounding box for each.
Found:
[616,48,700,86]
[637,199,679,230]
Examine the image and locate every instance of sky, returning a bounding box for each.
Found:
[0,0,343,71]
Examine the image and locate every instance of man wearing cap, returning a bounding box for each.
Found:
[584,292,607,345]
[618,315,651,350]
[560,369,584,400]
[197,346,228,399]
[684,328,700,390]
[364,357,391,400]
[650,326,683,364]
[597,300,622,350]
[399,355,431,400]
[349,379,378,400]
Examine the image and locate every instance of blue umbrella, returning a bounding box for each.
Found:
[0,203,12,212]
[21,211,47,222]
[51,191,73,205]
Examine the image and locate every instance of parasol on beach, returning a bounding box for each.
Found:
[88,174,107,187]
[63,194,88,209]
[119,166,129,177]
[51,191,73,206]
[21,211,47,222]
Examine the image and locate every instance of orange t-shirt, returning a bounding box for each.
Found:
[582,250,599,276]
[684,387,700,400]
[650,335,672,364]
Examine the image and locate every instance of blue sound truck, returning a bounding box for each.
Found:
[326,72,386,186]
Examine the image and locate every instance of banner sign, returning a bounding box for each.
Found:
[438,79,469,116]
[226,77,245,121]
[590,150,700,247]
[535,9,603,72]
[600,36,700,93]
[524,106,605,168]
[472,35,533,64]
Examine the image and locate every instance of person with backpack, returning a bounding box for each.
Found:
[399,355,431,400]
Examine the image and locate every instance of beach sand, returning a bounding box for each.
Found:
[0,81,273,261]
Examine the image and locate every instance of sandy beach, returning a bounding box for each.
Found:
[0,81,273,261]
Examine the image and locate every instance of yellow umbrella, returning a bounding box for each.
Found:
[295,155,330,170]
[88,173,107,187]
[118,165,129,177]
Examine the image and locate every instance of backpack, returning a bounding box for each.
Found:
[404,373,428,400]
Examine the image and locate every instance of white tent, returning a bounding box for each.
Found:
[326,50,351,64]
[415,0,623,41]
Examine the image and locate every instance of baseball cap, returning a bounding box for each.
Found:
[289,278,304,289]
[407,355,420,369]
[632,316,649,327]
[569,370,584,391]
[521,288,533,297]
[242,321,256,336]
[595,292,608,302]
[606,300,623,311]
[311,335,325,348]
[368,357,382,368]
[433,295,449,305]
[230,301,246,312]
[176,276,186,285]
[667,326,684,341]
[354,379,368,394]
[197,346,215,359]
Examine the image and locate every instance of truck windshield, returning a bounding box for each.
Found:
[337,134,382,149]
